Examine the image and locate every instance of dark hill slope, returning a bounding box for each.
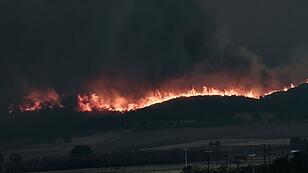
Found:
[2,84,308,140]
[127,96,257,121]
[260,83,308,116]
[127,83,308,122]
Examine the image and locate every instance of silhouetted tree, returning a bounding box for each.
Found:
[270,153,308,173]
[0,153,3,173]
[6,153,23,173]
[215,140,222,147]
[70,145,92,159]
[208,141,214,147]
[290,152,308,173]
[271,156,291,173]
[290,137,306,150]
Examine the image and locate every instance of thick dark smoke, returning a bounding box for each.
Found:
[2,1,213,90]
[1,0,308,113]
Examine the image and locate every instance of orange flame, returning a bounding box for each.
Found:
[76,81,303,112]
[17,89,63,112]
[13,80,307,113]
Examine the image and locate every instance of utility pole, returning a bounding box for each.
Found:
[205,151,213,173]
[268,145,271,166]
[226,159,229,173]
[249,154,256,173]
[236,159,240,173]
[215,150,218,166]
[225,155,232,173]
[122,151,126,173]
[185,149,188,168]
[263,144,267,172]
[252,156,255,173]
[208,154,210,173]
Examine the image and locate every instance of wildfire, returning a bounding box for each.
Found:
[76,82,297,112]
[14,89,63,113]
[12,80,307,113]
[263,83,296,96]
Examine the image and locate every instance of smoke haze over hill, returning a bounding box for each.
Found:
[1,0,308,113]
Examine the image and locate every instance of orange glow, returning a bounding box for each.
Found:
[77,87,257,112]
[263,83,296,95]
[17,89,63,112]
[77,81,305,112]
[13,80,308,113]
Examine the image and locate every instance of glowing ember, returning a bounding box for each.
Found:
[264,83,296,95]
[76,81,304,112]
[16,89,63,112]
[77,87,257,112]
[12,79,308,113]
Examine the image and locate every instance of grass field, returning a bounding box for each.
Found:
[1,123,308,172]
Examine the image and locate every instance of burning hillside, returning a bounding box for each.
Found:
[9,89,63,113]
[3,0,308,115]
[77,82,300,112]
[10,80,303,113]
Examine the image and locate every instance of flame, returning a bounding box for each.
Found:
[263,83,296,96]
[12,80,308,113]
[15,89,63,112]
[76,81,301,112]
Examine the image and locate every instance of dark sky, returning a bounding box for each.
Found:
[203,0,308,65]
[1,0,308,112]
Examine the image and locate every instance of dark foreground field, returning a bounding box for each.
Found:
[1,123,308,173]
[2,123,305,159]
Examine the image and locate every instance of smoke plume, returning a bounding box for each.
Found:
[1,0,308,113]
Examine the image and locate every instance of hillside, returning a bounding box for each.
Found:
[1,84,308,140]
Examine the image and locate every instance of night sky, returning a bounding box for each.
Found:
[1,0,308,113]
